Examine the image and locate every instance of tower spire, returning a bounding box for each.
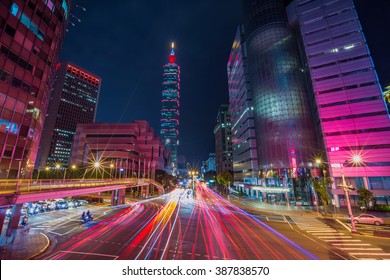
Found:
[169,42,176,63]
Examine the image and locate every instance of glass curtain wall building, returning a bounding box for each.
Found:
[241,0,319,203]
[0,0,70,178]
[227,25,258,184]
[287,0,390,206]
[160,43,180,175]
[36,62,100,169]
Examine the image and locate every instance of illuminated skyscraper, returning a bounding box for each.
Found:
[241,0,318,202]
[160,43,180,174]
[0,0,70,179]
[36,62,100,169]
[287,0,390,206]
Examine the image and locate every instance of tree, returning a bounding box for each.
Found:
[216,171,233,193]
[310,177,333,213]
[357,188,374,210]
[204,170,216,183]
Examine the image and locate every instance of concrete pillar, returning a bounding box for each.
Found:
[0,208,7,235]
[145,185,150,198]
[111,190,118,206]
[362,177,369,190]
[118,189,126,204]
[6,204,23,244]
[256,190,259,199]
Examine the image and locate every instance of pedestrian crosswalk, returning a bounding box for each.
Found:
[291,215,390,260]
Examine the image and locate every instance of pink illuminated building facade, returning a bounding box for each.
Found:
[70,121,170,178]
[0,0,70,178]
[288,0,390,205]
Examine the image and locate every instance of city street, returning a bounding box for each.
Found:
[0,184,372,260]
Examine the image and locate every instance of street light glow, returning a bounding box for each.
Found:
[94,162,100,168]
[45,166,50,171]
[315,158,322,164]
[110,164,114,168]
[71,164,76,169]
[352,154,362,164]
[55,164,61,169]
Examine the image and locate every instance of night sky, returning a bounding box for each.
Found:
[60,0,390,167]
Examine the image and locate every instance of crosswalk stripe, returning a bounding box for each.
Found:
[332,243,371,246]
[350,253,390,256]
[323,239,357,242]
[320,236,352,239]
[307,230,337,233]
[341,248,383,251]
[311,233,346,235]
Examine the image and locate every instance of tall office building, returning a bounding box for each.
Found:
[287,0,390,205]
[0,0,70,179]
[160,42,180,175]
[37,62,100,169]
[214,104,233,174]
[241,0,319,201]
[228,25,258,184]
[206,153,216,172]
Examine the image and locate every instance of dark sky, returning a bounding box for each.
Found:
[60,0,390,167]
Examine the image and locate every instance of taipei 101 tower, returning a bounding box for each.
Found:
[160,43,180,175]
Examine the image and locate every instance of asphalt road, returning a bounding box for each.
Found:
[27,184,389,260]
[36,184,317,260]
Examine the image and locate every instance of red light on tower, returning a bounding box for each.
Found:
[169,42,176,63]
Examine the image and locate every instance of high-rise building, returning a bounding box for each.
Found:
[0,0,70,179]
[240,0,319,201]
[227,25,258,184]
[287,0,390,205]
[214,105,233,174]
[206,153,216,172]
[160,42,180,175]
[36,62,100,169]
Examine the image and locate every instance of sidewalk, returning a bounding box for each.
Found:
[0,228,50,260]
[228,194,390,222]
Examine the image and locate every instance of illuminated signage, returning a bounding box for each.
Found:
[0,119,19,135]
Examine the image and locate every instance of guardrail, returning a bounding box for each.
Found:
[0,178,165,194]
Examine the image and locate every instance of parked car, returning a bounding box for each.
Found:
[56,201,69,210]
[347,214,384,226]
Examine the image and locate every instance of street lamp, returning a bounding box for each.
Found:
[189,170,198,191]
[110,163,114,179]
[316,156,362,234]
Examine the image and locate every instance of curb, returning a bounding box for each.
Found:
[28,232,50,260]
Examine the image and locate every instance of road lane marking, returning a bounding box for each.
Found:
[341,248,383,251]
[332,243,371,246]
[349,253,390,256]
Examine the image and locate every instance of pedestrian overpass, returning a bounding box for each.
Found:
[0,178,165,238]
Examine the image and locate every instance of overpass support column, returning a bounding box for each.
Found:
[118,189,126,204]
[0,208,7,236]
[4,204,23,243]
[111,190,118,206]
[146,185,150,198]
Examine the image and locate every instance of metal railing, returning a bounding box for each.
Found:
[0,178,135,194]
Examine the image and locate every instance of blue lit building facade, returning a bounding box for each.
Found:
[37,62,100,169]
[0,0,70,178]
[239,0,319,203]
[160,43,180,175]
